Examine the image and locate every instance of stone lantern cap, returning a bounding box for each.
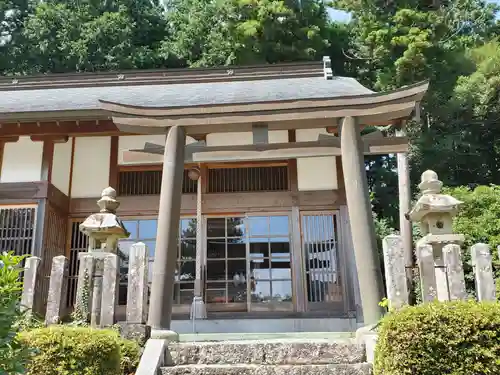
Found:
[407,170,463,222]
[79,187,129,241]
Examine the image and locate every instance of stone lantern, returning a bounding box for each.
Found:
[408,170,464,247]
[78,187,129,327]
[407,170,465,301]
[79,186,129,253]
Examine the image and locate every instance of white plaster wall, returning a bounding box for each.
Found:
[206,130,288,146]
[296,128,338,191]
[71,137,111,198]
[0,136,43,183]
[51,139,72,195]
[118,135,197,165]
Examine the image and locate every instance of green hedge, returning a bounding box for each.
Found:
[19,326,140,375]
[118,336,141,375]
[374,301,500,375]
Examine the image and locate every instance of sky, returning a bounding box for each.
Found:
[328,1,500,22]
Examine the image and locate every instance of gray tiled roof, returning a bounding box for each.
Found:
[1,76,374,114]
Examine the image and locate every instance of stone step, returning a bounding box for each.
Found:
[161,364,372,375]
[168,340,365,365]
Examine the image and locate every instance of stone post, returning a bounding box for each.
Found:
[45,255,69,325]
[100,253,119,326]
[127,242,149,324]
[340,116,385,325]
[442,244,467,300]
[91,259,104,327]
[21,256,41,318]
[382,235,409,309]
[148,126,186,339]
[471,243,496,301]
[396,126,413,291]
[75,254,95,320]
[434,255,449,302]
[416,243,438,302]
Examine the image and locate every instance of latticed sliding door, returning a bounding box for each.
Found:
[301,211,344,313]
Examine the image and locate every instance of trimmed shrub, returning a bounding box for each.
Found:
[374,301,500,375]
[118,336,141,375]
[19,326,122,375]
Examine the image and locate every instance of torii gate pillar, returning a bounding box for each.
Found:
[147,126,186,339]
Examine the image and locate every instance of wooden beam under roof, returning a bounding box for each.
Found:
[126,135,409,164]
[0,119,123,137]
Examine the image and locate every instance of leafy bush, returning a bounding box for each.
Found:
[374,301,500,375]
[19,326,123,375]
[444,185,500,297]
[118,337,141,375]
[0,251,31,375]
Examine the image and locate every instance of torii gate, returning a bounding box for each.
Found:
[100,60,428,337]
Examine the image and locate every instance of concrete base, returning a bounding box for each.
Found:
[189,297,207,319]
[116,322,151,345]
[355,325,378,364]
[161,364,372,375]
[151,329,180,342]
[172,318,357,334]
[168,339,364,365]
[136,339,169,375]
[162,338,371,375]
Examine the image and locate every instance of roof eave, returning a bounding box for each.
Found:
[0,109,107,123]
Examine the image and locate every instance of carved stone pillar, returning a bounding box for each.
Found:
[340,116,385,325]
[396,126,413,288]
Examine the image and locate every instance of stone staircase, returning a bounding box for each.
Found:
[162,339,372,375]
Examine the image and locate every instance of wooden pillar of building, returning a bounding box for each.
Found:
[396,125,413,288]
[287,129,307,312]
[148,126,186,338]
[190,166,207,319]
[339,116,385,325]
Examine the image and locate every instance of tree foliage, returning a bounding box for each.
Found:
[444,185,500,295]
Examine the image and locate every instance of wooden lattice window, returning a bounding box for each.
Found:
[37,205,67,314]
[0,205,36,258]
[67,220,88,307]
[117,169,197,196]
[208,165,288,193]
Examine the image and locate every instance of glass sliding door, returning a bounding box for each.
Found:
[205,216,247,312]
[118,217,197,310]
[204,214,293,313]
[247,215,293,312]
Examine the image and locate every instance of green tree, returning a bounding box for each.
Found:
[446,41,500,185]
[444,185,500,297]
[13,0,168,74]
[0,0,33,73]
[162,0,336,67]
[333,0,499,228]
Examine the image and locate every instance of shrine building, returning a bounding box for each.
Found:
[0,58,427,334]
